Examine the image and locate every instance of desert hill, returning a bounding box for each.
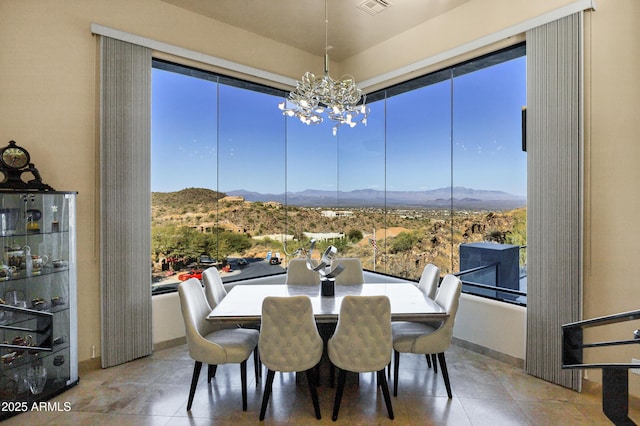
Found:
[152,188,526,279]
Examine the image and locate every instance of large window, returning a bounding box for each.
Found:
[151,45,527,304]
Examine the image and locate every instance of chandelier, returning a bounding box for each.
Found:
[278,0,369,136]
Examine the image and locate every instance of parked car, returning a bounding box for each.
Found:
[237,258,248,266]
[269,257,281,265]
[198,255,217,266]
[178,269,203,281]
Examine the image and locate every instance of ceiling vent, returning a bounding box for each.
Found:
[357,0,391,16]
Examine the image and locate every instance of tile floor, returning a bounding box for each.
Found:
[3,343,638,425]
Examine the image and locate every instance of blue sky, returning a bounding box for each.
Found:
[151,56,526,197]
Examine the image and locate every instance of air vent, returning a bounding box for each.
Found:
[357,0,391,16]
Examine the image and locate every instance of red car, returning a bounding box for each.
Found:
[178,269,203,281]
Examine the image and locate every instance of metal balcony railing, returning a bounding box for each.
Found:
[455,262,527,305]
[562,310,640,425]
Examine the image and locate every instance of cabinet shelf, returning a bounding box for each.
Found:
[0,230,69,239]
[0,266,69,284]
[0,306,53,362]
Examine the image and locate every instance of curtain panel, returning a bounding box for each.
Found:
[525,12,583,391]
[99,36,153,368]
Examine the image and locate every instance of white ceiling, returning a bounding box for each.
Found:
[160,0,470,62]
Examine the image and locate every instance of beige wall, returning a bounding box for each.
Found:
[2,0,639,397]
[582,0,640,397]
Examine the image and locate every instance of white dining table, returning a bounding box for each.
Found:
[207,282,448,325]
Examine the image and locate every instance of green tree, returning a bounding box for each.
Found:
[347,229,363,242]
[390,231,419,254]
[152,225,204,260]
[218,231,252,259]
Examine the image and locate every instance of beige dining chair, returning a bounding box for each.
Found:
[285,258,321,285]
[330,258,364,285]
[178,278,260,411]
[258,295,323,421]
[202,266,227,309]
[413,262,441,370]
[385,264,441,378]
[392,274,462,398]
[328,295,394,421]
[202,266,260,378]
[417,263,440,300]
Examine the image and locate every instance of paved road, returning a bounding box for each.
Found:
[230,257,285,280]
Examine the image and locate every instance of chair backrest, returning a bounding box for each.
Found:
[418,263,440,299]
[328,295,391,372]
[259,295,323,372]
[202,267,227,309]
[286,258,321,285]
[331,258,364,285]
[414,274,462,354]
[178,278,226,361]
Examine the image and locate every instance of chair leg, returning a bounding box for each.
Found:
[330,362,335,387]
[437,352,452,399]
[393,349,400,397]
[377,369,394,420]
[425,353,432,368]
[207,364,217,383]
[431,353,438,373]
[259,369,275,421]
[332,369,347,421]
[314,362,321,387]
[254,347,261,386]
[241,359,248,411]
[306,369,322,420]
[187,361,202,411]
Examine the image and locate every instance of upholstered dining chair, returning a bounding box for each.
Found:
[330,258,364,285]
[392,274,462,398]
[201,266,261,379]
[412,262,441,370]
[386,263,442,378]
[285,258,321,285]
[178,278,260,411]
[417,263,441,300]
[202,266,227,309]
[328,295,394,421]
[258,295,323,421]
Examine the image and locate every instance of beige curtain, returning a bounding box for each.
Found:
[99,36,153,368]
[525,12,583,391]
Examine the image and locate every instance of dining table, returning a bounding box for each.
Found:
[206,282,448,325]
[207,282,448,386]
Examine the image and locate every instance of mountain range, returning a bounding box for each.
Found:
[227,187,526,210]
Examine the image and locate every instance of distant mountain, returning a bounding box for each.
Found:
[227,187,526,210]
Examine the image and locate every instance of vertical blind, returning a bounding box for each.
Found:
[525,13,583,391]
[100,37,153,368]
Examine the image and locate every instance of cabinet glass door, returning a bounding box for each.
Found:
[0,192,76,417]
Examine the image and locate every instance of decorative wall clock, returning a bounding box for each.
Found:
[0,140,55,191]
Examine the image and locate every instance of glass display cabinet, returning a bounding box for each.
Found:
[0,191,77,419]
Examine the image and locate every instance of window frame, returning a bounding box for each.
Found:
[150,43,527,306]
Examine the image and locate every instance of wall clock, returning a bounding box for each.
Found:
[0,140,55,191]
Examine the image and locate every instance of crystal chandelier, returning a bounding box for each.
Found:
[278,0,369,136]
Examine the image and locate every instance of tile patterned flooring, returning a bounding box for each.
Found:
[3,343,638,425]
